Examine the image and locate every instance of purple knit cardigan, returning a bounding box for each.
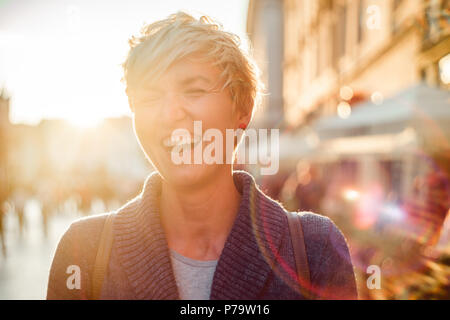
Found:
[46,170,358,300]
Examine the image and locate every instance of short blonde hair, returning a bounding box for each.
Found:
[122,11,263,118]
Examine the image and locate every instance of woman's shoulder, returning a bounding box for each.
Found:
[288,211,353,272]
[47,195,142,299]
[292,211,357,299]
[51,197,139,264]
[64,213,111,245]
[295,211,351,256]
[63,195,140,242]
[47,212,115,299]
[297,211,335,233]
[69,212,110,231]
[52,212,114,268]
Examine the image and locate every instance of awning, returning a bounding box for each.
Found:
[314,83,450,139]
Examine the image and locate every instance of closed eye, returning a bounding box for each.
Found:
[184,89,207,97]
[133,92,162,108]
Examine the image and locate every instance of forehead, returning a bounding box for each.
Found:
[155,55,223,87]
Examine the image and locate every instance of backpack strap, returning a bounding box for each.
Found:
[92,213,115,300]
[287,211,315,299]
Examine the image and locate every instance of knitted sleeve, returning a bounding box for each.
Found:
[311,217,358,300]
[46,215,105,300]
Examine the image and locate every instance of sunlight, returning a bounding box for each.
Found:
[343,188,360,202]
[0,0,249,126]
[66,113,103,128]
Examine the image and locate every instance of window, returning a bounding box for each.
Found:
[391,0,404,35]
[332,3,347,70]
[315,33,321,77]
[357,0,364,43]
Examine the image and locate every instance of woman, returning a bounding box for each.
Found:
[47,12,357,300]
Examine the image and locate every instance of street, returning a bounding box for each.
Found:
[0,200,79,299]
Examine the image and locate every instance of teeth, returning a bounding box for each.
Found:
[193,135,201,144]
[163,135,202,148]
[162,135,188,147]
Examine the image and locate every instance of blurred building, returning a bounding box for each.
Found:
[282,0,449,127]
[261,2,450,300]
[247,0,449,245]
[0,92,151,210]
[0,89,11,202]
[247,0,285,129]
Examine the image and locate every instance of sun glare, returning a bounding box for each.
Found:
[343,188,360,202]
[0,0,249,126]
[66,113,103,128]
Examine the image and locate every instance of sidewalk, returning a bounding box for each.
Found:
[0,200,78,300]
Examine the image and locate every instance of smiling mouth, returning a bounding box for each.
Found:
[161,134,202,156]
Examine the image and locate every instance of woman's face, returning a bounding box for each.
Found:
[132,56,241,189]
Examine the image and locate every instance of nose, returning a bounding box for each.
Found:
[159,91,187,125]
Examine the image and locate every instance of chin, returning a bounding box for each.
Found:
[159,162,218,190]
[145,141,225,189]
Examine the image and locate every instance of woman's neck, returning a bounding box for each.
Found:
[159,167,242,260]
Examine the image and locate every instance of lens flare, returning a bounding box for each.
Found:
[343,188,360,202]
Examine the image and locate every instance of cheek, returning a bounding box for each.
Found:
[133,112,157,145]
[202,96,235,130]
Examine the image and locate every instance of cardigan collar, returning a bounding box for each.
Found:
[113,170,287,299]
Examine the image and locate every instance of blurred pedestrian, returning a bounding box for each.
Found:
[12,189,26,236]
[0,202,6,258]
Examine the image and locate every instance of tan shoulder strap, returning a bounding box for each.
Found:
[287,211,315,299]
[92,213,115,300]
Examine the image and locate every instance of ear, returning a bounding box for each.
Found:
[233,104,253,129]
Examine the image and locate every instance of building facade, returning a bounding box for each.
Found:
[247,0,285,129]
[283,0,449,128]
[0,91,150,211]
[0,89,11,203]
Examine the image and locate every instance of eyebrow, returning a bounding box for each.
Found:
[142,75,213,92]
[178,76,212,86]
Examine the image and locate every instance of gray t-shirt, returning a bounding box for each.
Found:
[169,249,218,300]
